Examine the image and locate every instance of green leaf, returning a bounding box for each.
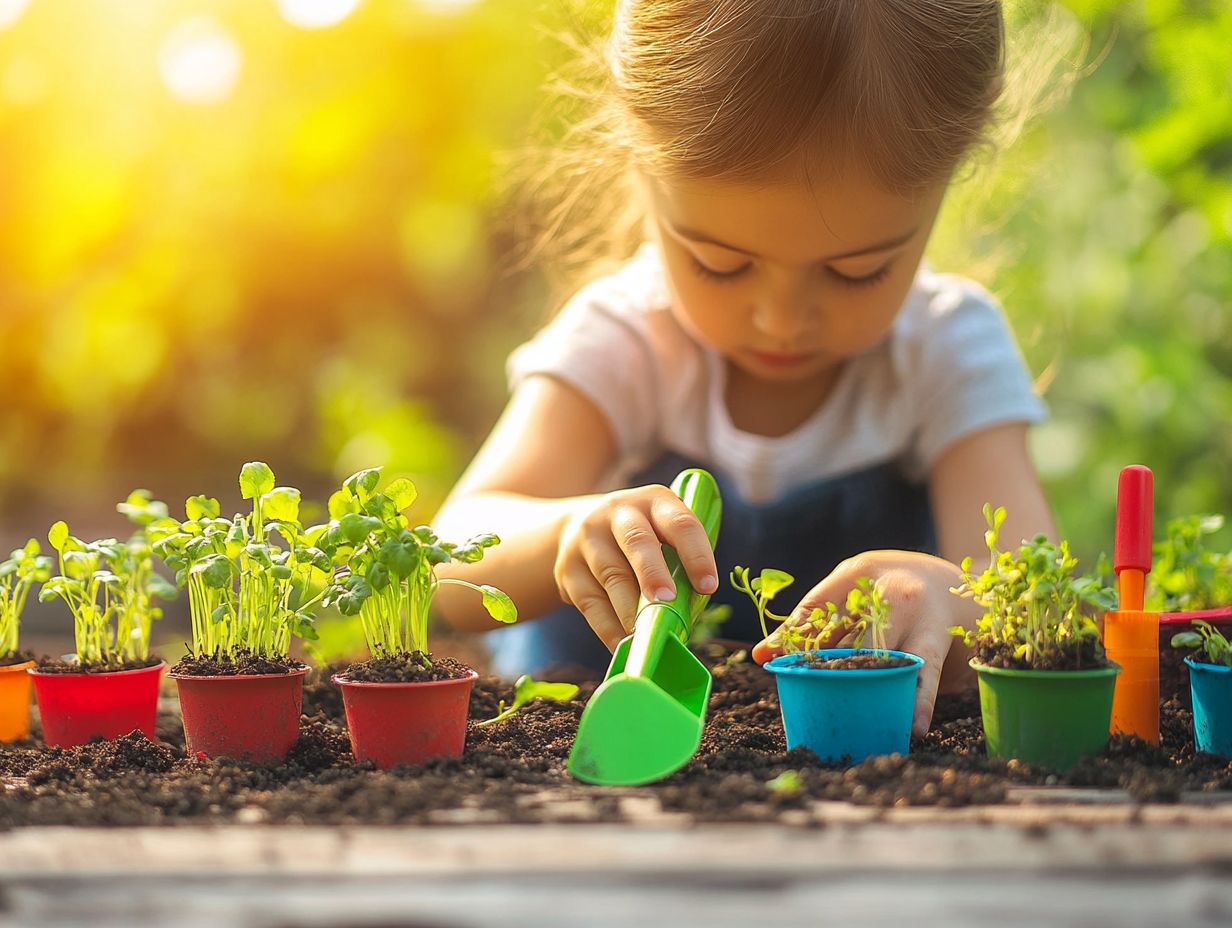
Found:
[327,488,359,520]
[239,462,276,500]
[480,585,517,624]
[185,495,221,521]
[757,569,794,600]
[383,477,418,511]
[262,487,301,523]
[512,674,577,706]
[343,468,382,502]
[339,513,381,544]
[48,521,69,553]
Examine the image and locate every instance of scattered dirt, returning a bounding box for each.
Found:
[0,645,1227,828]
[33,655,163,674]
[170,650,306,676]
[0,651,36,668]
[974,638,1109,672]
[789,653,915,671]
[339,652,473,683]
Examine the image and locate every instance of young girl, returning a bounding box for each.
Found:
[433,0,1055,736]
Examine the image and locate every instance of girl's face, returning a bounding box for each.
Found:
[648,168,947,384]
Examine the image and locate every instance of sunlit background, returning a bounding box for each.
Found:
[1,0,1228,652]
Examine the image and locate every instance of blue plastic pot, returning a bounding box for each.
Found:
[765,648,923,763]
[1185,657,1232,758]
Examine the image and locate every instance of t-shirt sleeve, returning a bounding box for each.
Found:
[910,280,1048,470]
[506,280,660,459]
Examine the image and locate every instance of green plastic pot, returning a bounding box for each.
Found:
[971,658,1120,771]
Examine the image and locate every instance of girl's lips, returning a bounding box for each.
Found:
[747,349,815,368]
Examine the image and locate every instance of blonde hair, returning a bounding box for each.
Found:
[514,1,1064,300]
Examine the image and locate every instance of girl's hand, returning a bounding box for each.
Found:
[555,485,720,651]
[750,550,981,737]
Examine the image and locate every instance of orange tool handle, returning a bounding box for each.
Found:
[1105,609,1159,744]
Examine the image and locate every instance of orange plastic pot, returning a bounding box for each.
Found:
[170,666,309,764]
[0,659,36,741]
[30,662,165,748]
[333,669,477,769]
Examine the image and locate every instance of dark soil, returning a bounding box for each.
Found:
[0,650,36,668]
[975,638,1110,672]
[0,644,1228,828]
[339,652,473,683]
[170,650,305,676]
[791,653,915,671]
[34,655,163,675]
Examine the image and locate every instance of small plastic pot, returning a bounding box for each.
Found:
[170,666,309,764]
[765,649,923,764]
[30,662,166,748]
[333,669,477,769]
[1185,657,1232,758]
[0,659,36,742]
[1159,607,1232,707]
[972,659,1120,771]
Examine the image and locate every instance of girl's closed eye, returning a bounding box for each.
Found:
[690,255,751,283]
[826,262,893,288]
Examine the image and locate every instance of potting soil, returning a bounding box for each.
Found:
[0,646,1228,827]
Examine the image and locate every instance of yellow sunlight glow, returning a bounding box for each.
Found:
[277,0,362,30]
[158,16,242,105]
[0,0,29,30]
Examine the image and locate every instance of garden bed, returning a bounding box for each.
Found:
[0,645,1228,829]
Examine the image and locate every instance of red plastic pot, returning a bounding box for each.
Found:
[333,669,477,769]
[170,666,309,764]
[30,662,166,748]
[1159,606,1232,707]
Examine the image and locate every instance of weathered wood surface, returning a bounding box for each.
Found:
[3,808,1231,928]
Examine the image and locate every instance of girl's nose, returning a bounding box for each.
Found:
[752,294,814,341]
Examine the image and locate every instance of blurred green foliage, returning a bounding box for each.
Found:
[0,0,1227,574]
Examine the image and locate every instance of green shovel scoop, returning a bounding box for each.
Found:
[567,467,722,786]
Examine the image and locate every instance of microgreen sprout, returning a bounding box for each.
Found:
[1148,514,1232,612]
[38,501,177,665]
[474,674,579,728]
[149,462,327,660]
[766,769,803,795]
[731,566,890,654]
[1171,620,1232,668]
[319,468,517,663]
[0,540,52,659]
[949,504,1115,669]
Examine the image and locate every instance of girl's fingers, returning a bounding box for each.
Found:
[647,495,718,596]
[582,533,643,632]
[900,631,948,737]
[611,504,677,602]
[561,570,628,652]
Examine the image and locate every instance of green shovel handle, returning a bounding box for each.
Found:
[634,468,723,644]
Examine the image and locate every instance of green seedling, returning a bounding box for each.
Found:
[731,566,889,654]
[149,462,327,660]
[1171,620,1232,668]
[950,504,1115,669]
[1148,514,1232,612]
[318,467,516,663]
[766,769,803,795]
[39,503,177,664]
[474,674,579,728]
[0,540,52,659]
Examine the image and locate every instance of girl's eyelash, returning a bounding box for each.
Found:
[826,264,892,287]
[690,256,750,283]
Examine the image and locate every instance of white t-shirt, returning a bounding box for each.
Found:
[508,245,1047,504]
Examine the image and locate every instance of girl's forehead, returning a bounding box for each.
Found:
[647,170,945,263]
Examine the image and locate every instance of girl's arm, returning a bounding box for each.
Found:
[430,375,615,630]
[430,375,717,641]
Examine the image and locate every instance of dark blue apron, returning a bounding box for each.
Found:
[485,452,937,678]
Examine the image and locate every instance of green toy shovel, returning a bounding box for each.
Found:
[567,468,722,786]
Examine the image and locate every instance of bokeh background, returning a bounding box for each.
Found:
[1,0,1228,655]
